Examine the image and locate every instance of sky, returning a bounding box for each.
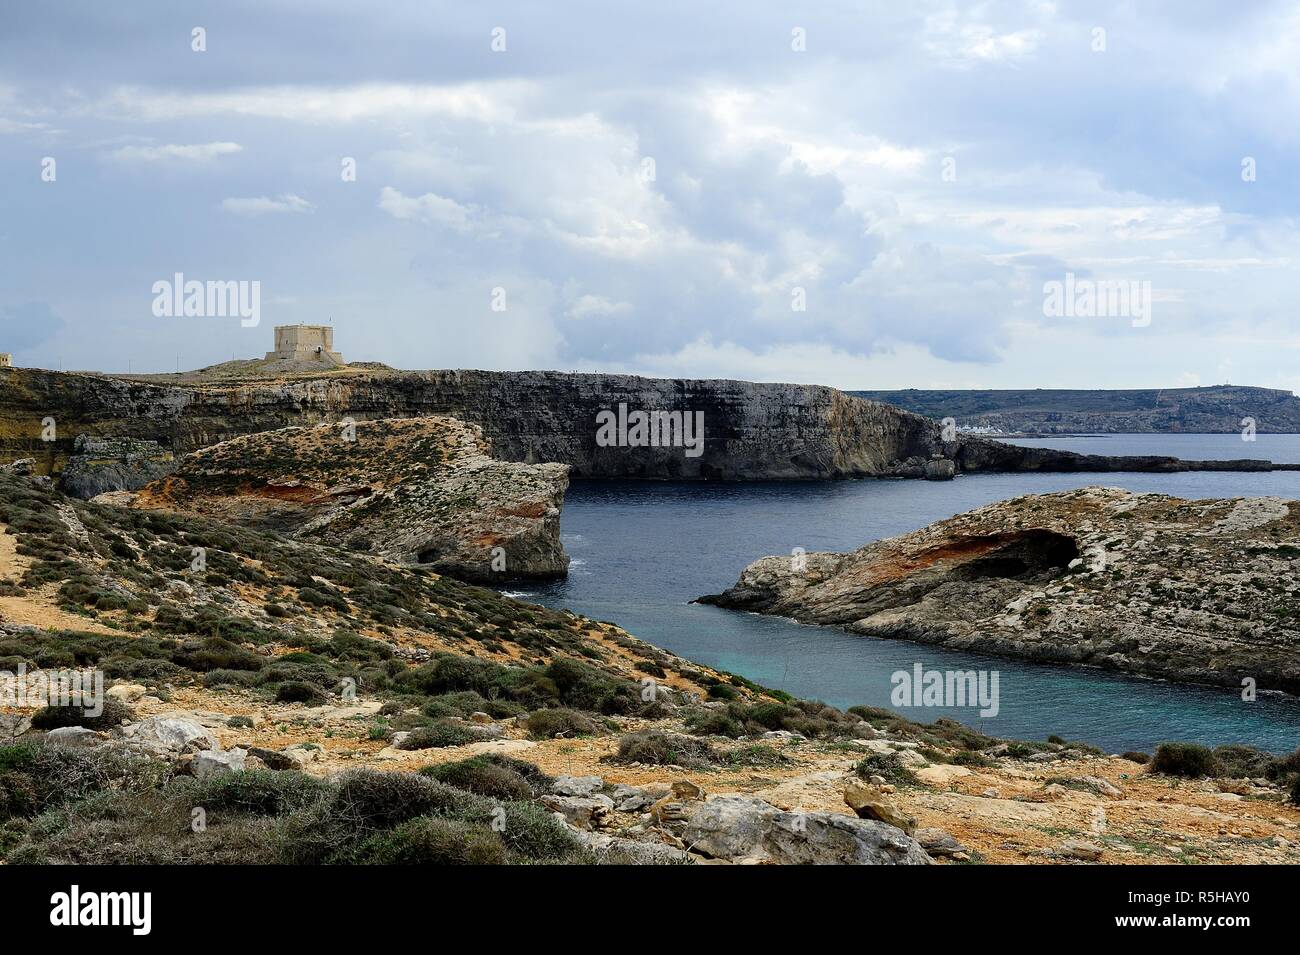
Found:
[2,1,1300,391]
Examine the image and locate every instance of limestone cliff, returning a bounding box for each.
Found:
[702,487,1300,692]
[3,366,1294,480]
[0,367,942,479]
[107,416,569,581]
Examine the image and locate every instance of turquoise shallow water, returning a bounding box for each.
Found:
[510,437,1300,753]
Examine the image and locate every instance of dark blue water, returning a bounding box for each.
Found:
[509,440,1300,754]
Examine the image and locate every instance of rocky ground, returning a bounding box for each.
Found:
[98,416,569,581]
[702,486,1300,692]
[2,466,1298,864]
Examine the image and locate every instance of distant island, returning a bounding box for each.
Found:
[851,385,1300,435]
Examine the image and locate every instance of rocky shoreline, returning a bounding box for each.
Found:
[701,487,1300,693]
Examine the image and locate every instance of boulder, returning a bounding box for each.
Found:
[542,794,615,830]
[245,746,299,771]
[1075,775,1124,798]
[571,829,695,865]
[551,775,604,797]
[45,726,105,747]
[924,457,956,481]
[193,748,247,780]
[917,827,967,858]
[1057,839,1103,862]
[106,683,148,703]
[125,716,218,754]
[844,781,917,836]
[683,796,931,864]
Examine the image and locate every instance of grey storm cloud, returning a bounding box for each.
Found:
[3,1,1300,389]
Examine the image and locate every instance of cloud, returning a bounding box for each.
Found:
[107,141,242,162]
[378,187,476,232]
[93,82,531,124]
[221,194,315,216]
[4,1,1300,386]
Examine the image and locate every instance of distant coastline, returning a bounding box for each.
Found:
[853,384,1300,435]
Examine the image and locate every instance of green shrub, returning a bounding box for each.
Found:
[173,637,264,672]
[395,721,487,750]
[1121,751,1150,764]
[611,731,715,767]
[274,681,327,705]
[1151,742,1218,778]
[854,752,918,786]
[420,757,533,801]
[706,682,739,701]
[352,816,507,864]
[1211,744,1273,779]
[191,769,328,816]
[525,708,597,740]
[30,697,135,731]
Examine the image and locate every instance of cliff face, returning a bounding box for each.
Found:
[106,416,570,581]
[0,367,946,480]
[5,366,1291,481]
[701,487,1300,693]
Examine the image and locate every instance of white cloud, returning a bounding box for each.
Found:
[221,194,315,216]
[565,294,633,320]
[378,186,476,232]
[108,141,242,162]
[94,82,531,124]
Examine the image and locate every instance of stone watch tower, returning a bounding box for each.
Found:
[264,325,344,365]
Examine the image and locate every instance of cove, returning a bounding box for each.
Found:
[512,441,1300,754]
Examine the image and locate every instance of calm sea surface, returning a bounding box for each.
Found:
[509,434,1300,753]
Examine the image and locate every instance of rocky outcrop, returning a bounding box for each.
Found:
[110,416,569,581]
[701,487,1300,692]
[682,795,931,864]
[59,434,176,499]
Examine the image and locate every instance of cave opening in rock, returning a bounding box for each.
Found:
[953,530,1079,581]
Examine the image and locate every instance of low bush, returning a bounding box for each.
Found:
[1151,742,1218,778]
[30,697,135,731]
[525,708,597,740]
[611,731,715,767]
[274,681,328,705]
[395,721,489,750]
[352,816,508,865]
[419,756,534,801]
[854,752,919,786]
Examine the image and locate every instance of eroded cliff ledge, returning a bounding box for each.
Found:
[701,487,1300,692]
[102,416,569,581]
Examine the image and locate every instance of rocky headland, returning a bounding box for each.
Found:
[701,486,1300,692]
[99,416,569,582]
